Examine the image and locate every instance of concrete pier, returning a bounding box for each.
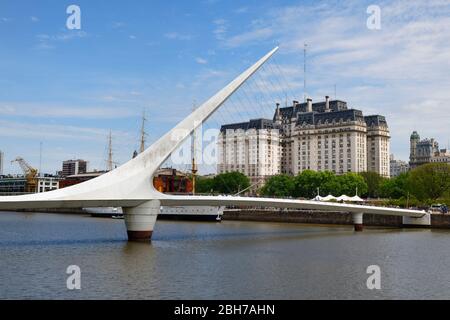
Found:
[124,200,160,241]
[352,212,364,232]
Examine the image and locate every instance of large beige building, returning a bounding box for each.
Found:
[217,119,281,185]
[218,97,391,180]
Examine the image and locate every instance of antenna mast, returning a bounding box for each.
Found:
[39,142,42,177]
[191,101,198,195]
[107,130,113,171]
[303,43,307,102]
[140,109,146,153]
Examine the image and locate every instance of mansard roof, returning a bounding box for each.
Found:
[277,100,348,120]
[364,115,388,127]
[220,118,280,133]
[296,109,365,126]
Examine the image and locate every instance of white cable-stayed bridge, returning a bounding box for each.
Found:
[0,47,429,241]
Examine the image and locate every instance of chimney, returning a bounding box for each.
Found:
[306,98,312,112]
[275,103,281,122]
[325,96,330,112]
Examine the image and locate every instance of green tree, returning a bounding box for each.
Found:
[359,171,384,198]
[195,176,216,194]
[333,173,368,196]
[260,174,295,197]
[408,163,450,201]
[379,173,409,199]
[213,171,250,194]
[293,170,335,198]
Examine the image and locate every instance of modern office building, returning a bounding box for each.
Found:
[36,176,60,193]
[61,159,88,177]
[0,176,27,194]
[0,175,59,194]
[218,97,391,179]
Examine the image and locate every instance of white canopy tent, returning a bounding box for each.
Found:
[349,195,365,202]
[312,194,365,202]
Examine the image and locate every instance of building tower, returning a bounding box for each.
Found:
[410,131,420,164]
[274,102,282,125]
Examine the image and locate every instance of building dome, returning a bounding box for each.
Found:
[410,131,420,140]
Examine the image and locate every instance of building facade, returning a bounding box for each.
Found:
[218,97,391,179]
[153,168,193,194]
[0,176,27,194]
[0,175,59,194]
[390,154,409,177]
[275,97,390,177]
[218,119,281,185]
[0,150,3,176]
[59,171,105,188]
[61,159,88,177]
[36,176,60,193]
[431,150,450,164]
[409,131,450,168]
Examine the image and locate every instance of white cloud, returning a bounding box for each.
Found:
[112,21,126,29]
[0,102,137,119]
[196,57,208,64]
[235,7,248,14]
[35,31,88,49]
[164,32,193,40]
[224,27,274,48]
[31,16,39,22]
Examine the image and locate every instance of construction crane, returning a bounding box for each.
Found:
[11,157,38,193]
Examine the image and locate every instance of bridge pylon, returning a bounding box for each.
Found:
[124,200,160,241]
[353,212,364,232]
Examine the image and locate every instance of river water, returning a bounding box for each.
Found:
[1,211,450,299]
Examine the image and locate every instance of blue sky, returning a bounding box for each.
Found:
[1,0,449,174]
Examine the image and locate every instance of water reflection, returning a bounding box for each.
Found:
[1,212,450,299]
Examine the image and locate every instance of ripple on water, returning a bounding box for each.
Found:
[1,212,450,299]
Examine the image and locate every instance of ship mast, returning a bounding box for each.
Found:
[191,101,198,195]
[107,130,113,171]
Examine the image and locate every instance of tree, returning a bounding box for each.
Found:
[359,171,385,198]
[379,173,409,199]
[408,163,450,201]
[260,175,295,197]
[334,173,368,196]
[293,170,335,198]
[213,171,250,194]
[195,176,216,194]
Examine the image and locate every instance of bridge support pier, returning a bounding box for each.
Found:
[353,213,363,232]
[123,200,160,241]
